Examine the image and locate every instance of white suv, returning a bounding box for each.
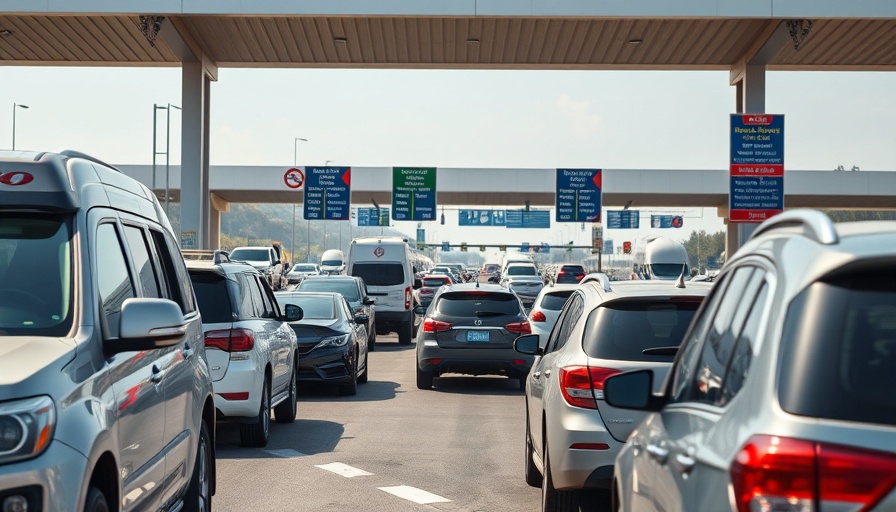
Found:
[188,254,302,447]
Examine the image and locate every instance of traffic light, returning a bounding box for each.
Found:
[672,216,683,228]
[623,241,632,254]
[460,242,468,252]
[440,212,445,225]
[567,240,573,253]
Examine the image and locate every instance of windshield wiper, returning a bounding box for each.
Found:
[642,346,679,356]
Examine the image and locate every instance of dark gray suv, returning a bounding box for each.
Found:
[0,151,216,512]
[606,209,896,512]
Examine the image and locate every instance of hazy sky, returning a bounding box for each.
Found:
[3,66,894,248]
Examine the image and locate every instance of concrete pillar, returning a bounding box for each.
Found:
[180,61,210,249]
[209,193,229,250]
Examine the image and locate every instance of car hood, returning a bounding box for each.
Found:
[0,337,76,387]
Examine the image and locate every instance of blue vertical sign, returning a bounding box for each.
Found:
[730,114,784,223]
[304,166,351,220]
[505,210,551,229]
[356,207,389,226]
[556,169,602,223]
[606,210,640,229]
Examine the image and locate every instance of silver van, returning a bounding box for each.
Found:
[0,150,216,512]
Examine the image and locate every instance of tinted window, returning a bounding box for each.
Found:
[720,283,768,405]
[560,265,585,274]
[276,295,335,319]
[253,275,277,318]
[123,225,161,299]
[95,223,135,338]
[190,272,234,323]
[540,291,575,311]
[434,292,521,317]
[298,279,361,301]
[351,263,405,286]
[779,270,896,426]
[160,230,196,314]
[230,248,270,262]
[582,298,701,361]
[0,214,73,336]
[506,265,537,276]
[294,264,318,272]
[548,294,584,353]
[651,263,689,279]
[423,277,450,287]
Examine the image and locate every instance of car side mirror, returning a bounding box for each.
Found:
[513,334,542,356]
[488,276,499,283]
[107,298,186,355]
[354,313,369,324]
[284,304,304,322]
[413,278,423,289]
[363,297,375,305]
[603,370,664,412]
[413,305,427,315]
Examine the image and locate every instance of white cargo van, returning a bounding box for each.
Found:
[319,248,345,275]
[346,236,421,345]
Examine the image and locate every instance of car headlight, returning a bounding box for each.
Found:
[316,335,350,350]
[0,396,56,464]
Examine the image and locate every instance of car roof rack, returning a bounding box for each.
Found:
[580,272,612,292]
[749,209,839,245]
[59,149,122,172]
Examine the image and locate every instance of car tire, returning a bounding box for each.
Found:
[416,365,434,390]
[358,349,369,384]
[338,356,358,396]
[274,362,298,424]
[525,415,543,488]
[183,419,213,512]
[398,319,413,345]
[84,486,110,512]
[240,377,270,447]
[368,328,376,352]
[542,440,580,512]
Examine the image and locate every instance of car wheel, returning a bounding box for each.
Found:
[416,365,434,390]
[357,350,369,384]
[274,362,298,423]
[240,377,270,447]
[183,419,212,512]
[368,328,376,352]
[398,319,413,345]
[83,486,110,512]
[338,356,358,396]
[542,440,580,512]
[525,415,543,488]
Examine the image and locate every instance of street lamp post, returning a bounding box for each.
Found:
[165,103,182,216]
[11,103,29,150]
[292,137,308,265]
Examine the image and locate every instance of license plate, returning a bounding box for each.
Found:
[466,331,490,342]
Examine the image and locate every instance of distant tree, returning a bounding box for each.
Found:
[822,210,896,222]
[680,230,725,273]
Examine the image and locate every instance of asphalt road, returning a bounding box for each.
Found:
[211,334,543,512]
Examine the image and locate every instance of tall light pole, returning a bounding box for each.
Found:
[12,103,29,150]
[151,104,168,191]
[292,137,308,264]
[164,103,182,216]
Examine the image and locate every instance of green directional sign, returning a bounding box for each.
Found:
[392,167,437,221]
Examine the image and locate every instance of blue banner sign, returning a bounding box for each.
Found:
[606,210,640,229]
[416,228,425,245]
[651,215,674,229]
[441,241,450,252]
[304,166,351,220]
[603,239,613,254]
[458,209,507,226]
[729,114,785,223]
[556,169,602,223]
[356,207,389,226]
[505,210,551,229]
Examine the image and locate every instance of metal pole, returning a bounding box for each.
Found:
[165,103,181,217]
[152,104,158,191]
[11,103,16,150]
[291,204,296,264]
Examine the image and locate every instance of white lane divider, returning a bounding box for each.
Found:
[266,449,307,458]
[315,462,373,478]
[378,486,451,504]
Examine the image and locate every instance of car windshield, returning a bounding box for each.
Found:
[297,279,360,301]
[321,259,342,266]
[435,292,521,316]
[507,266,537,276]
[293,264,318,272]
[277,295,336,319]
[650,263,688,279]
[230,248,269,262]
[0,213,74,336]
[351,263,404,286]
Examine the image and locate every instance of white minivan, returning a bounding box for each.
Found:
[346,236,421,345]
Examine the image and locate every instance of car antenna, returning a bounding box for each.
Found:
[675,264,687,289]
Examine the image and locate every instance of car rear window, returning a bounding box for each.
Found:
[561,265,585,274]
[581,298,702,362]
[229,248,269,262]
[506,265,537,276]
[298,279,360,301]
[294,264,317,272]
[541,291,575,311]
[190,272,234,323]
[351,263,405,286]
[423,277,450,286]
[435,292,522,317]
[778,270,896,427]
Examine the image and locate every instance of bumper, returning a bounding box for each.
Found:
[213,359,264,418]
[297,347,353,384]
[374,310,414,331]
[417,343,534,378]
[0,440,89,512]
[547,405,624,490]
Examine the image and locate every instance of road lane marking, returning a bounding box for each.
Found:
[378,486,451,504]
[266,449,307,458]
[315,462,373,478]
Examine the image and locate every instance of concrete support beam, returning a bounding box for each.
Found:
[209,193,229,251]
[180,61,211,249]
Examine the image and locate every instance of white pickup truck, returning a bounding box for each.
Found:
[229,243,289,290]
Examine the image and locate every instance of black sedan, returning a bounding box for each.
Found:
[275,291,369,396]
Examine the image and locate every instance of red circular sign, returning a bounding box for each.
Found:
[373,247,385,258]
[283,168,305,189]
[0,171,34,186]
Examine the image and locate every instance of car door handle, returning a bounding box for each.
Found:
[150,364,165,384]
[674,453,696,473]
[646,444,669,464]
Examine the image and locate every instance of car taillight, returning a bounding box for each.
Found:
[204,328,255,352]
[557,271,566,278]
[505,321,531,334]
[405,286,411,309]
[558,366,621,409]
[575,273,585,281]
[421,288,434,295]
[422,318,452,332]
[529,310,547,322]
[732,435,896,512]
